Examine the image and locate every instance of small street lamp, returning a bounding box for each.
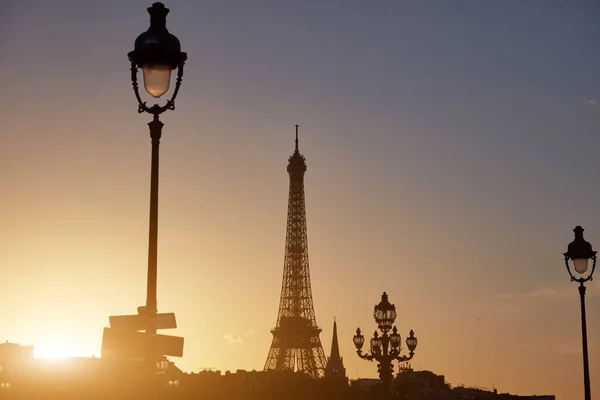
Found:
[128,1,186,373]
[353,292,417,398]
[564,226,596,400]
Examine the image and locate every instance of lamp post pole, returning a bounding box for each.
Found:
[578,283,590,400]
[563,225,596,400]
[146,113,163,335]
[353,292,418,399]
[128,1,187,374]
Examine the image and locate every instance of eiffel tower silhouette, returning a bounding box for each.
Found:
[263,125,327,378]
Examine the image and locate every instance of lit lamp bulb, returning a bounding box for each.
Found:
[573,258,589,274]
[143,64,172,98]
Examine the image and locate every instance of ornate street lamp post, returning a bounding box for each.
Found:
[564,226,596,400]
[353,292,418,398]
[128,1,186,369]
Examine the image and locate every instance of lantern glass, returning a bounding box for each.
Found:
[370,338,378,354]
[143,64,172,98]
[370,332,381,355]
[573,258,589,274]
[390,327,401,349]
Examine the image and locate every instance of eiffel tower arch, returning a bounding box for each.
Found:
[264,125,327,378]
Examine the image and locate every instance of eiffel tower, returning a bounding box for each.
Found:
[264,125,327,378]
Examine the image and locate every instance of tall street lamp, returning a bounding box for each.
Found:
[564,226,596,400]
[128,1,186,364]
[353,292,417,398]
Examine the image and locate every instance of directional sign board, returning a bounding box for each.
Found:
[101,328,184,359]
[101,328,145,360]
[109,312,177,331]
[152,334,184,358]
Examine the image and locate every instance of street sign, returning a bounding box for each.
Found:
[101,328,184,359]
[153,334,184,358]
[101,328,144,360]
[109,312,177,331]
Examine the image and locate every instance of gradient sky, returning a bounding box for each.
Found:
[1,1,599,399]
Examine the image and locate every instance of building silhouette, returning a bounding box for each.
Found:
[393,368,450,398]
[324,318,347,382]
[0,345,558,400]
[0,341,34,390]
[264,125,328,378]
[452,386,555,400]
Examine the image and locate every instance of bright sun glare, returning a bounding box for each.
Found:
[33,338,80,359]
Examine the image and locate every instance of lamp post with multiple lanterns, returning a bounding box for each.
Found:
[353,292,418,398]
[128,1,186,370]
[564,226,596,400]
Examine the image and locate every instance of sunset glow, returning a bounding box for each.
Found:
[34,339,81,360]
[1,1,599,399]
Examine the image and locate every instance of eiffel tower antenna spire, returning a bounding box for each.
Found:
[295,124,299,152]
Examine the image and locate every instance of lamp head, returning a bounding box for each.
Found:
[373,292,397,334]
[353,327,365,350]
[128,2,187,98]
[390,326,401,349]
[564,226,596,275]
[406,329,418,352]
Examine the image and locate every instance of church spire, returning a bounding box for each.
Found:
[325,317,347,381]
[330,317,340,360]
